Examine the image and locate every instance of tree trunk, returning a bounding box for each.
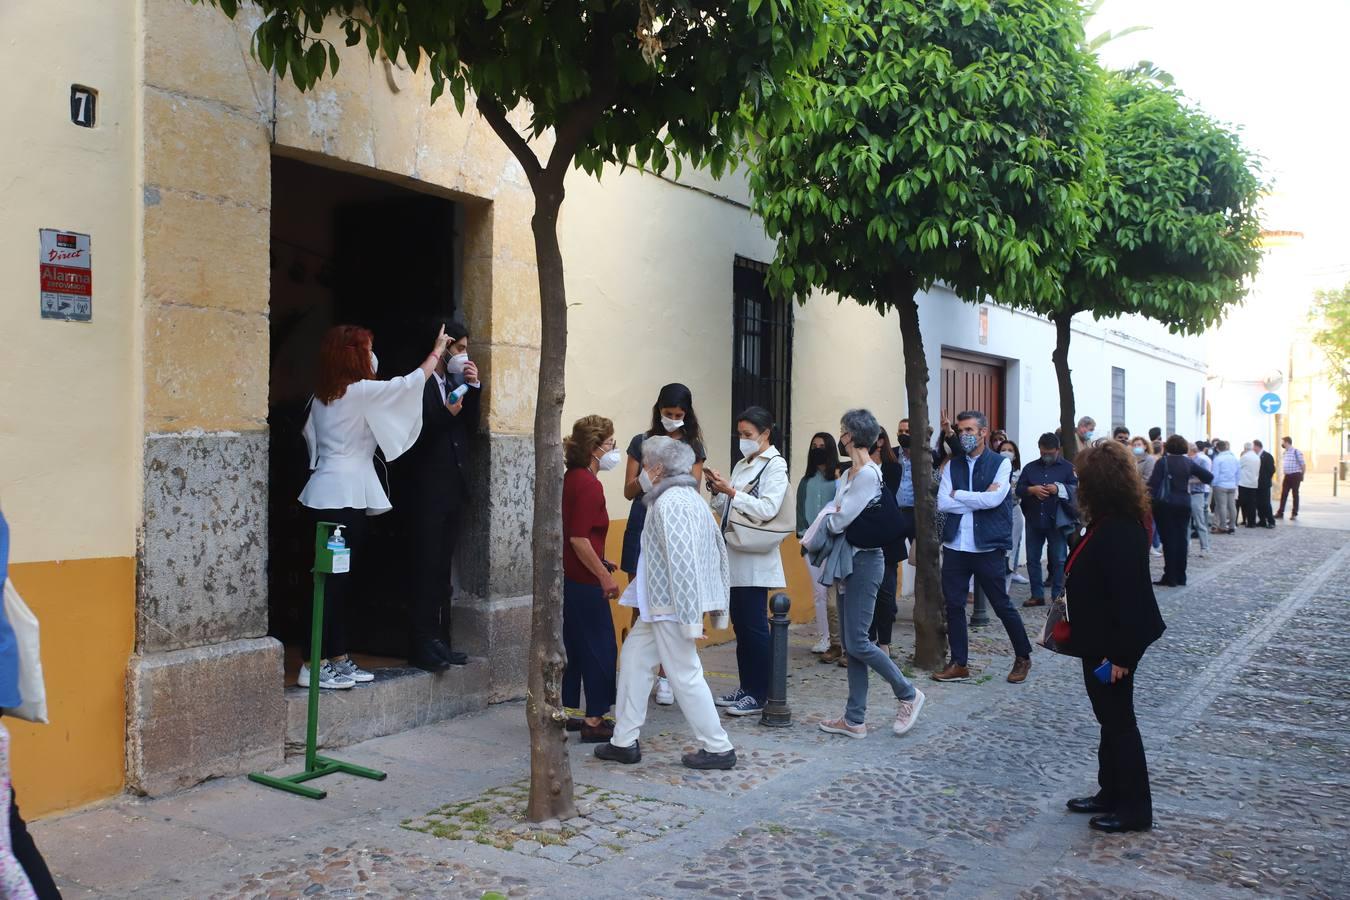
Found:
[894,282,946,670]
[524,182,578,823]
[1052,311,1079,461]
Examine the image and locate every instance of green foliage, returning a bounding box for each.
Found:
[749,0,1104,309]
[1055,71,1264,332]
[1311,282,1350,424]
[193,0,833,181]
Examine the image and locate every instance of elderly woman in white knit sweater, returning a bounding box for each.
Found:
[595,436,737,771]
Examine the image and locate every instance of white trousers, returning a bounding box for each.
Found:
[610,619,733,753]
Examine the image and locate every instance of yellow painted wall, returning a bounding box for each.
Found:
[5,560,135,818]
[0,3,140,816]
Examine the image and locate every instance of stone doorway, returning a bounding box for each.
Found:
[267,152,463,674]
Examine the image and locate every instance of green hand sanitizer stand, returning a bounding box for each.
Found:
[248,522,388,799]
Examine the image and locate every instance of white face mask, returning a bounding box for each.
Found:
[638,469,655,493]
[446,352,469,376]
[739,437,762,459]
[369,351,379,375]
[596,449,622,472]
[661,416,685,433]
[1001,450,1016,460]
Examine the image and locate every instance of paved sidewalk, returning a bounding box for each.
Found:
[33,520,1350,898]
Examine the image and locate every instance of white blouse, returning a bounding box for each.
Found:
[299,371,428,515]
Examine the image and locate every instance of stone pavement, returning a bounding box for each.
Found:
[33,515,1350,898]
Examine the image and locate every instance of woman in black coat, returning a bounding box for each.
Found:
[1064,439,1166,833]
[1147,434,1212,587]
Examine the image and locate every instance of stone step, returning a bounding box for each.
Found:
[284,658,491,753]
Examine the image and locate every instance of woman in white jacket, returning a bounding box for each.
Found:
[298,323,450,690]
[596,437,736,770]
[705,406,789,717]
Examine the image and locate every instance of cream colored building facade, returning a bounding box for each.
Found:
[0,0,908,816]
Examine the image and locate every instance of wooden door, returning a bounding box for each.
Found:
[940,352,1005,429]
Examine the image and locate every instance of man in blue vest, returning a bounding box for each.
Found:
[932,410,1034,684]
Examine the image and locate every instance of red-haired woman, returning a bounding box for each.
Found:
[298,323,450,689]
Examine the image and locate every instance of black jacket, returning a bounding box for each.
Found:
[1258,451,1276,489]
[1147,453,1211,506]
[1064,517,1166,669]
[398,374,481,502]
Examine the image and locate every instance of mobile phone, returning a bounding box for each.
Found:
[1093,660,1113,684]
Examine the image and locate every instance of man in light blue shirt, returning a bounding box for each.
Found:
[1209,440,1239,533]
[932,411,1033,685]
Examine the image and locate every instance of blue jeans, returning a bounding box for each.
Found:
[730,586,770,704]
[840,548,916,725]
[562,579,618,718]
[941,547,1033,667]
[1024,520,1068,600]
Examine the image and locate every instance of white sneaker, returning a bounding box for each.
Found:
[1010,573,1029,585]
[655,677,675,706]
[332,657,374,683]
[298,662,354,690]
[811,635,831,654]
[1151,547,1163,558]
[893,689,925,736]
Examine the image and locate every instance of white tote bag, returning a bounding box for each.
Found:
[2,579,47,724]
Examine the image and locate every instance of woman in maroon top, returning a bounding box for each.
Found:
[562,415,622,742]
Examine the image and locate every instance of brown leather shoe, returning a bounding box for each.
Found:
[1008,657,1032,684]
[1022,597,1046,608]
[820,644,843,664]
[931,663,971,682]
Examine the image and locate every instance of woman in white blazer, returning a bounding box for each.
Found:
[298,323,450,690]
[705,406,789,717]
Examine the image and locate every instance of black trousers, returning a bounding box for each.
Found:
[1081,657,1152,825]
[11,791,60,898]
[303,506,369,660]
[1237,486,1257,526]
[869,557,898,646]
[408,483,465,648]
[1153,503,1191,586]
[561,579,618,718]
[1255,483,1275,526]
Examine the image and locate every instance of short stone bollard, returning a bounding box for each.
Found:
[761,592,793,727]
[969,582,991,627]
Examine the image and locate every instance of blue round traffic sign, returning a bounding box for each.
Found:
[1259,392,1282,414]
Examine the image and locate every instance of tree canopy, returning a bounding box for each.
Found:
[1056,71,1265,332]
[1311,282,1350,425]
[750,0,1104,309]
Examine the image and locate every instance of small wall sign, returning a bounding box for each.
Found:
[71,85,97,127]
[39,229,92,322]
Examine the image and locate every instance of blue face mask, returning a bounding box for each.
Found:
[959,433,980,453]
[1132,446,1146,456]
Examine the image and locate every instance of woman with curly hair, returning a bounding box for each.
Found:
[1062,439,1166,833]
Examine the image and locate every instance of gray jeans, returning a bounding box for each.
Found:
[1212,487,1237,531]
[839,547,917,725]
[1190,492,1211,551]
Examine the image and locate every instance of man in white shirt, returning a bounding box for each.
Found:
[1238,443,1261,528]
[932,410,1033,685]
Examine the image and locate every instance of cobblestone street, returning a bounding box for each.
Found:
[35,510,1350,898]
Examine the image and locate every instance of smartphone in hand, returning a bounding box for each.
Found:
[1093,660,1113,684]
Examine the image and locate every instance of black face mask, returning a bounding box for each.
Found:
[837,438,849,456]
[897,433,912,450]
[807,446,835,471]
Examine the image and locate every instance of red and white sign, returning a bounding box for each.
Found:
[39,229,92,322]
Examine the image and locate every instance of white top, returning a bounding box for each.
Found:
[824,461,883,548]
[618,552,679,624]
[299,371,429,515]
[712,446,789,588]
[937,453,1012,553]
[1238,451,1261,489]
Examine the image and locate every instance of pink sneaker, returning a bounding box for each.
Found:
[819,716,867,739]
[893,689,925,736]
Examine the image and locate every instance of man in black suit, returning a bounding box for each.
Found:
[400,321,481,669]
[1253,439,1277,529]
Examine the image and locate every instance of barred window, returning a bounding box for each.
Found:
[732,257,792,463]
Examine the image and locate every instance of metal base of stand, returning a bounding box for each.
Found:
[249,755,387,800]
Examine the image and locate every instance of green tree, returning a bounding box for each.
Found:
[196,0,829,821]
[1032,71,1263,459]
[749,0,1102,669]
[1311,282,1350,429]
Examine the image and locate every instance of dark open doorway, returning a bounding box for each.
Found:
[268,153,461,676]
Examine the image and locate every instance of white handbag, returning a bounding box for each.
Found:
[2,579,48,724]
[721,457,795,553]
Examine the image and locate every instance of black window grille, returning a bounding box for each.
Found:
[732,257,793,464]
[1111,367,1126,431]
[1165,381,1177,436]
